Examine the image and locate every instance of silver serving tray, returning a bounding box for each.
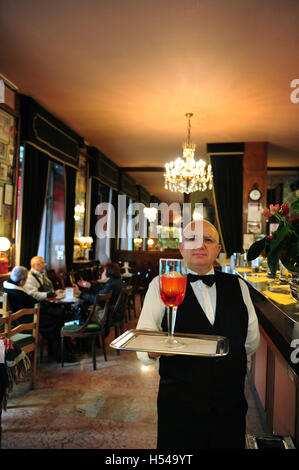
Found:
[109,329,229,357]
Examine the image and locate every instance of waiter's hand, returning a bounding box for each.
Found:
[148,352,174,358]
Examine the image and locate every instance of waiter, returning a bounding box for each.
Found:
[136,220,260,449]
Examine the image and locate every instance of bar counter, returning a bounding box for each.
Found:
[224,266,299,446]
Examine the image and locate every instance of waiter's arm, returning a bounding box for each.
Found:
[136,276,165,365]
[238,278,260,356]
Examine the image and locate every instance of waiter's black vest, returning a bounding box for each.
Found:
[159,271,248,411]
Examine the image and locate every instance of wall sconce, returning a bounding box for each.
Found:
[74,203,85,221]
[0,237,11,274]
[147,238,154,250]
[78,236,93,259]
[133,237,143,250]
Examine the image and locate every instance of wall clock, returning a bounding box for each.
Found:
[249,188,262,201]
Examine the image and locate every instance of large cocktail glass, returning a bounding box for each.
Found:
[159,258,187,347]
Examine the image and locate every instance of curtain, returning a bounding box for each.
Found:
[20,145,50,268]
[210,155,243,257]
[89,178,99,261]
[90,178,112,263]
[64,165,76,271]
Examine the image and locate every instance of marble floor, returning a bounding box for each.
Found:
[1,307,268,450]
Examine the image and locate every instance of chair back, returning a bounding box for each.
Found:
[60,271,74,288]
[7,304,40,388]
[111,286,132,324]
[46,269,62,290]
[72,292,112,334]
[7,305,40,343]
[0,312,9,335]
[0,292,8,316]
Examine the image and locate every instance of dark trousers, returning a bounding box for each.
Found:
[157,378,247,449]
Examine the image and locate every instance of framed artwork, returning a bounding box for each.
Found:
[4,183,13,205]
[247,203,262,222]
[0,185,3,216]
[0,162,7,180]
[0,141,7,161]
[0,108,12,144]
[243,233,254,251]
[247,222,262,234]
[4,204,12,222]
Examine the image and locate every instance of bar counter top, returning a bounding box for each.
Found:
[222,266,299,381]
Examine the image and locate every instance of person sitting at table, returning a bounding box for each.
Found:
[26,256,77,361]
[77,261,123,331]
[25,255,75,324]
[2,266,76,362]
[25,256,64,301]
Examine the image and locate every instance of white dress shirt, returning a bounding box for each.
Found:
[136,268,260,365]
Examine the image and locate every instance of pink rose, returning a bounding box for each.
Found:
[280,203,290,216]
[269,204,279,214]
[263,208,271,218]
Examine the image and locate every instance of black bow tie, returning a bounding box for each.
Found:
[187,273,216,287]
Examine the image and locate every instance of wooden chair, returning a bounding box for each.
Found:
[59,271,74,289]
[110,286,132,356]
[0,315,9,449]
[60,292,111,370]
[7,305,40,389]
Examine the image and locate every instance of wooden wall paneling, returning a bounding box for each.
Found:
[273,355,296,437]
[243,142,268,235]
[265,345,275,432]
[296,388,299,448]
[253,329,267,409]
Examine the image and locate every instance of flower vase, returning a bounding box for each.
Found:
[280,244,299,301]
[289,273,299,302]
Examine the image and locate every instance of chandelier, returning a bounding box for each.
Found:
[143,206,158,223]
[164,113,213,194]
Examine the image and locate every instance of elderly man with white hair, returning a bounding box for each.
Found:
[2,266,37,314]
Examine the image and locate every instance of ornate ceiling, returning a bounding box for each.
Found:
[1,0,298,202]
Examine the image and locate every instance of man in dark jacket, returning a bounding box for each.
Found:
[3,266,40,315]
[3,266,76,362]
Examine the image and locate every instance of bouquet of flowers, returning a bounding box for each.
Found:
[247,191,299,277]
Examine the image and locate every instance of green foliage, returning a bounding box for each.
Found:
[247,237,266,261]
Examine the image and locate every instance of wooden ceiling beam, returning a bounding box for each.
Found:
[120,167,165,172]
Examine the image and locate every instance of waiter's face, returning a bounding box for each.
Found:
[179,221,221,274]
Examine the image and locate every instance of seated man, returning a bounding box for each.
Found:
[3,266,75,362]
[25,256,63,301]
[25,255,74,325]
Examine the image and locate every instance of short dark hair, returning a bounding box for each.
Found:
[105,262,121,279]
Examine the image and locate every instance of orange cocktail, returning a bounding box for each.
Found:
[160,272,187,307]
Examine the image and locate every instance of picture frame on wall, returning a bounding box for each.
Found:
[4,183,13,205]
[4,204,12,222]
[0,162,7,180]
[0,185,3,216]
[247,222,262,234]
[0,141,7,161]
[0,108,12,144]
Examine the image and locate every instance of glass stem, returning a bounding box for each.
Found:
[167,306,178,337]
